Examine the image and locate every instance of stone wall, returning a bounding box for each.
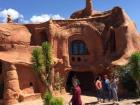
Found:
[1,61,46,105]
[16,64,45,94]
[3,62,20,105]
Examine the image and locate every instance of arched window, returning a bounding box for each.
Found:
[40,31,48,42]
[70,40,88,55]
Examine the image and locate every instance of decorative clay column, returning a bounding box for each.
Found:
[62,39,71,68]
[4,63,20,105]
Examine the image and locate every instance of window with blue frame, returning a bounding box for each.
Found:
[70,40,88,55]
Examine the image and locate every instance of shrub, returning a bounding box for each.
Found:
[120,72,137,97]
[32,42,54,93]
[49,97,63,105]
[31,48,45,73]
[44,92,63,105]
[129,52,140,96]
[114,65,138,97]
[44,92,53,105]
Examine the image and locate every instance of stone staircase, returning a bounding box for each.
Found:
[22,93,42,102]
[14,99,44,105]
[14,93,44,105]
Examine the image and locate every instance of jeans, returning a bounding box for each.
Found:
[103,89,112,101]
[112,88,118,101]
[97,89,103,101]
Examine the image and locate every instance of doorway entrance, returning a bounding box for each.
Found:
[66,71,95,95]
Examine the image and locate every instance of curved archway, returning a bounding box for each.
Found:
[64,23,103,95]
[66,22,101,39]
[65,22,103,54]
[66,71,96,95]
[66,23,103,66]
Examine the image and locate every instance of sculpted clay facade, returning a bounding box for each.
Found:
[0,0,140,104]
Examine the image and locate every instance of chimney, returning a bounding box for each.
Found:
[86,0,93,15]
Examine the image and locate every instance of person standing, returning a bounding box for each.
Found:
[95,76,103,103]
[103,75,111,101]
[72,75,80,85]
[69,79,82,105]
[110,76,119,103]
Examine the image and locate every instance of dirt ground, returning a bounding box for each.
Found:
[14,93,140,105]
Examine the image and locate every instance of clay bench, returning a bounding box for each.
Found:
[19,93,42,102]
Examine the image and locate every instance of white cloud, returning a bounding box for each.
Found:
[30,14,65,23]
[0,8,25,23]
[0,8,65,24]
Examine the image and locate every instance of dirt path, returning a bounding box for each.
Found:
[61,93,98,105]
[61,93,140,105]
[14,99,44,105]
[14,93,140,105]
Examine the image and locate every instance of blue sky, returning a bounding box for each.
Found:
[0,0,140,32]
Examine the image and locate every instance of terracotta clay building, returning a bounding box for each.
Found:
[0,0,140,104]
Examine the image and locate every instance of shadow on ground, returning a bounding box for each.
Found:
[133,100,140,105]
[85,101,98,105]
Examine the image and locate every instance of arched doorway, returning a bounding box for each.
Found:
[0,61,4,100]
[66,71,95,95]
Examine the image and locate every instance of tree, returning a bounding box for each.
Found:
[31,48,46,82]
[116,65,137,97]
[114,52,140,97]
[42,42,54,92]
[129,52,140,95]
[31,42,53,93]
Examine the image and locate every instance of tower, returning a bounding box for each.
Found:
[70,0,94,18]
[85,0,93,15]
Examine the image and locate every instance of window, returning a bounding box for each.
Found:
[29,82,33,87]
[70,40,88,55]
[77,57,81,62]
[71,57,75,62]
[40,31,48,42]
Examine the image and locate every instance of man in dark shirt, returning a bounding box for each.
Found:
[103,75,112,101]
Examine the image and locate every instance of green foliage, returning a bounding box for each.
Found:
[31,48,45,73]
[49,97,63,105]
[42,42,53,85]
[44,92,53,105]
[44,92,63,105]
[32,41,56,94]
[114,52,140,97]
[116,67,137,97]
[42,42,52,73]
[129,52,140,96]
[129,52,140,80]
